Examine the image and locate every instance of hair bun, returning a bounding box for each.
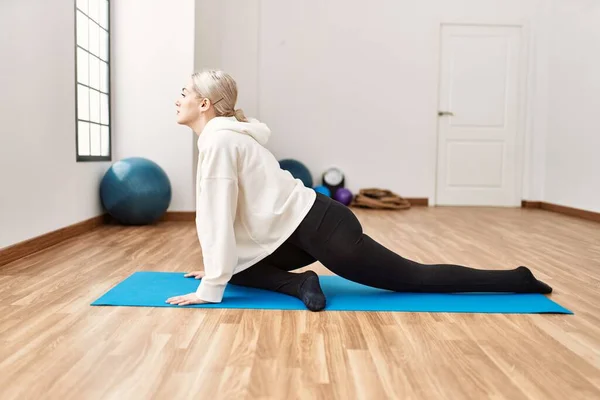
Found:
[234,108,248,122]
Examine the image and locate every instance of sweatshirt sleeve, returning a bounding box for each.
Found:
[194,143,239,303]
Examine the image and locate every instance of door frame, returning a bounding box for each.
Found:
[432,20,532,207]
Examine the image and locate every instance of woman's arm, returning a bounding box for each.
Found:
[165,139,239,306]
[194,176,239,302]
[194,140,240,303]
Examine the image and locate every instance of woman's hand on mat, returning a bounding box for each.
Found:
[166,293,209,306]
[184,271,205,279]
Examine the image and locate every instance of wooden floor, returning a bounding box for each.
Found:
[1,206,599,399]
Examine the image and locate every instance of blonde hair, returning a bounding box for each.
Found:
[191,69,248,122]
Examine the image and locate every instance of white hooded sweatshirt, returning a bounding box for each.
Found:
[194,116,316,302]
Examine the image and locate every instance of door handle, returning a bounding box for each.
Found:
[438,111,454,116]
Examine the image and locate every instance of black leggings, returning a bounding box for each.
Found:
[230,192,547,295]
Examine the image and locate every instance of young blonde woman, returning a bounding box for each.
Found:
[166,69,552,311]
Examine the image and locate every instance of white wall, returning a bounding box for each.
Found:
[112,0,196,211]
[193,0,260,182]
[3,0,593,250]
[522,1,552,202]
[0,0,111,249]
[194,1,260,119]
[544,0,600,213]
[195,0,551,201]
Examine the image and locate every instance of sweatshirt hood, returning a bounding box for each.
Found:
[202,116,272,146]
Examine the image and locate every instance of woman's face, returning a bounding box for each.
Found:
[175,80,203,126]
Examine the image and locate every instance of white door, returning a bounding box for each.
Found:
[436,24,524,206]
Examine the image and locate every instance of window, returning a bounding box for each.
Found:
[75,0,111,161]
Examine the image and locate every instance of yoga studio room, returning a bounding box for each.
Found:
[1,0,599,398]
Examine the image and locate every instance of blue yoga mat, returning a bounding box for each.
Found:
[90,271,572,314]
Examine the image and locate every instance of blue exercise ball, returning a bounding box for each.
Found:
[100,157,172,225]
[279,159,313,187]
[314,185,331,197]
